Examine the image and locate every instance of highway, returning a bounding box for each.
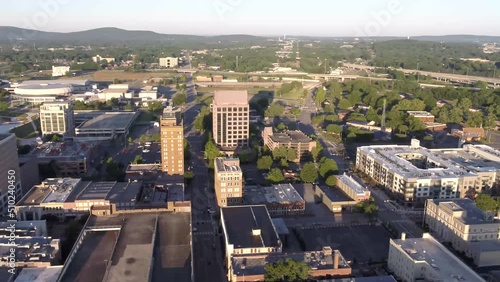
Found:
[183,62,227,282]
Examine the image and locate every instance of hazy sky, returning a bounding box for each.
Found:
[2,0,500,36]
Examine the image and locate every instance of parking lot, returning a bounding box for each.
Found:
[295,225,393,264]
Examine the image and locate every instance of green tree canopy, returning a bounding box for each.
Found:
[286,148,297,162]
[315,87,326,105]
[148,101,164,112]
[319,157,339,178]
[265,103,285,118]
[267,168,285,183]
[326,124,343,134]
[300,162,318,183]
[311,141,323,162]
[172,93,187,106]
[205,138,222,168]
[475,194,498,213]
[264,258,310,282]
[257,155,273,170]
[272,147,288,160]
[337,98,352,110]
[132,155,143,164]
[325,175,337,187]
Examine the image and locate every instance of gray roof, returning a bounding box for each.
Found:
[244,184,304,204]
[221,205,281,249]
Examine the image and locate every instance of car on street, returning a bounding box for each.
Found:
[142,149,150,153]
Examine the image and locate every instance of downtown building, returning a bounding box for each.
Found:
[211,91,249,150]
[160,106,184,176]
[424,198,500,267]
[39,101,75,136]
[214,157,243,207]
[262,127,316,162]
[355,139,500,203]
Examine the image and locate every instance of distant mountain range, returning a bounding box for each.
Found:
[1,26,500,44]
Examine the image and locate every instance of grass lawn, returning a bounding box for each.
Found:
[10,118,40,138]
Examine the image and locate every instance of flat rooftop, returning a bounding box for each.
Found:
[15,266,63,282]
[213,90,248,105]
[318,186,355,202]
[105,181,142,206]
[62,213,191,282]
[357,143,478,179]
[431,198,498,225]
[215,158,241,173]
[392,234,484,282]
[232,249,350,277]
[32,141,96,161]
[76,181,116,201]
[267,128,312,144]
[76,112,137,130]
[0,237,58,264]
[17,178,84,206]
[244,184,305,204]
[407,111,434,117]
[221,205,281,249]
[337,174,369,196]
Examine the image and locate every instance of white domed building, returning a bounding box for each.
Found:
[12,80,91,105]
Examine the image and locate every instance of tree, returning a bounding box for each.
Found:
[272,147,288,160]
[319,158,338,178]
[264,258,310,282]
[356,197,379,215]
[184,171,195,183]
[326,124,342,134]
[300,162,318,183]
[132,155,143,164]
[475,194,498,213]
[0,101,9,112]
[124,104,133,111]
[265,103,285,118]
[311,141,323,162]
[457,98,472,112]
[466,111,484,127]
[325,175,337,187]
[204,137,222,168]
[148,101,164,112]
[337,98,352,110]
[279,158,289,168]
[51,135,60,142]
[267,168,285,183]
[394,99,426,111]
[172,93,187,106]
[257,156,273,170]
[276,123,288,132]
[286,148,297,162]
[315,87,326,105]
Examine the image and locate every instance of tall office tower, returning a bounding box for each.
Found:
[160,106,184,175]
[0,134,22,216]
[214,157,243,207]
[211,91,249,150]
[40,101,74,136]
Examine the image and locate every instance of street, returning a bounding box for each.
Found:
[184,69,227,282]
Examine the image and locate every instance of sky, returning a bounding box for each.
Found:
[2,0,500,36]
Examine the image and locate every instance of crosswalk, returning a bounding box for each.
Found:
[193,231,214,236]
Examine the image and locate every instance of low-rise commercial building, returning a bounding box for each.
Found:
[336,174,371,202]
[262,127,316,162]
[407,111,435,123]
[388,233,484,282]
[315,185,358,213]
[159,57,178,68]
[244,184,305,216]
[74,111,138,140]
[14,178,144,221]
[356,140,500,203]
[215,158,243,207]
[0,237,61,268]
[39,101,74,136]
[30,141,98,177]
[14,266,63,282]
[52,66,70,77]
[230,247,352,281]
[220,205,282,279]
[92,55,114,64]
